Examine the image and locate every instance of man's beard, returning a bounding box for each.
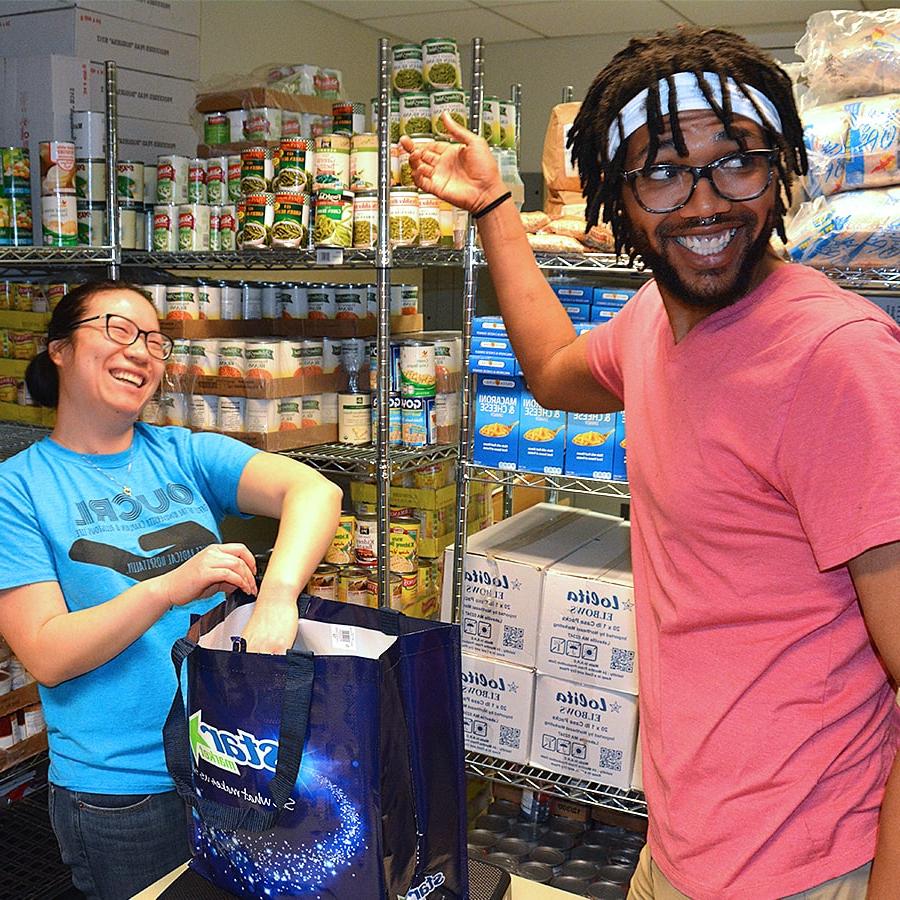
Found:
[629,210,776,312]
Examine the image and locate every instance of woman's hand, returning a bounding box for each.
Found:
[399,112,507,213]
[241,590,299,655]
[159,543,258,607]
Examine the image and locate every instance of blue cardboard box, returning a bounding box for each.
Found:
[552,283,593,303]
[473,316,509,338]
[473,375,523,470]
[518,389,566,475]
[564,411,617,479]
[561,301,591,323]
[590,304,621,323]
[573,322,595,337]
[469,335,521,376]
[593,287,636,306]
[612,411,628,482]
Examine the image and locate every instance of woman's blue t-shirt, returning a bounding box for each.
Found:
[0,423,258,793]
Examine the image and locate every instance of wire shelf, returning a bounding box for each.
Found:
[531,251,646,277]
[0,424,50,462]
[821,266,900,292]
[465,752,647,818]
[0,246,115,265]
[466,464,631,500]
[281,441,458,476]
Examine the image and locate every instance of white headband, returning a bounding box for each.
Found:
[606,71,783,159]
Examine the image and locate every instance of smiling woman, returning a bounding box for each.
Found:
[0,280,342,898]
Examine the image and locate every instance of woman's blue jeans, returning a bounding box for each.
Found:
[49,783,191,900]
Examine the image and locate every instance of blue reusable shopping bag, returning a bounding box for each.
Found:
[163,592,468,899]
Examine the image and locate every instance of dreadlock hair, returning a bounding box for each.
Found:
[568,25,807,259]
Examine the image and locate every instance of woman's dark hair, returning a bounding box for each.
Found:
[568,25,808,259]
[25,279,152,408]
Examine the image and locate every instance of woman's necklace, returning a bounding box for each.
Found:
[81,447,135,496]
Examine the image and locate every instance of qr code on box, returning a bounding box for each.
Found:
[598,747,623,771]
[502,625,524,650]
[610,648,634,673]
[499,725,520,749]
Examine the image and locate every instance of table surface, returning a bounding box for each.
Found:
[132,864,565,899]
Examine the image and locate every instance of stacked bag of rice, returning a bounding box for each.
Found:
[785,8,900,268]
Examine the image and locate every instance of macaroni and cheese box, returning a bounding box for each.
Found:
[472,375,523,470]
[537,522,637,694]
[590,305,621,323]
[593,287,636,307]
[529,673,638,790]
[440,504,622,667]
[461,653,535,765]
[564,411,617,479]
[561,302,591,323]
[612,411,628,482]
[472,316,508,338]
[518,388,566,475]
[469,335,521,377]
[552,283,592,303]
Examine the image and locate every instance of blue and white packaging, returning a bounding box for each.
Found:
[593,287,636,306]
[561,302,591,323]
[472,316,508,338]
[590,305,620,324]
[461,653,535,765]
[551,283,592,303]
[518,389,566,475]
[612,411,628,482]
[865,295,900,326]
[565,411,617,479]
[472,375,522,470]
[469,335,521,376]
[529,674,638,790]
[537,521,637,694]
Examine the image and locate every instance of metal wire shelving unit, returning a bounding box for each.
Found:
[281,441,458,479]
[467,464,631,501]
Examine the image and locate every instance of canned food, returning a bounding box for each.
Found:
[196,283,221,320]
[39,141,76,195]
[241,192,275,248]
[321,392,338,424]
[241,146,275,195]
[297,339,323,376]
[218,205,238,251]
[308,564,339,600]
[227,155,242,201]
[177,204,210,251]
[313,133,351,192]
[417,192,440,246]
[389,517,420,574]
[118,205,138,250]
[399,571,418,607]
[245,397,279,433]
[188,394,217,430]
[219,282,241,320]
[281,283,308,319]
[165,284,200,321]
[430,89,467,135]
[422,38,462,90]
[313,189,353,247]
[12,283,34,312]
[116,161,144,204]
[1,147,30,196]
[244,338,280,380]
[246,107,282,141]
[208,207,222,252]
[401,395,436,446]
[399,92,431,138]
[204,111,230,145]
[349,133,378,192]
[391,43,424,93]
[301,394,323,427]
[352,191,378,248]
[335,284,367,320]
[165,339,191,379]
[399,340,436,396]
[371,392,403,445]
[188,339,219,376]
[338,391,372,445]
[72,111,106,158]
[227,109,247,142]
[7,196,33,247]
[75,159,106,202]
[325,513,356,566]
[216,396,246,433]
[45,282,67,310]
[277,397,303,430]
[274,138,314,192]
[217,339,245,377]
[367,573,403,609]
[435,392,460,444]
[389,188,419,247]
[282,111,301,137]
[241,282,262,319]
[499,99,517,150]
[143,165,157,205]
[76,202,105,247]
[41,194,78,246]
[332,101,366,136]
[482,96,502,147]
[355,514,377,567]
[152,204,179,251]
[259,282,278,319]
[271,191,309,248]
[338,566,370,606]
[156,154,189,203]
[0,376,17,402]
[206,156,228,205]
[516,862,553,884]
[307,284,336,320]
[323,337,343,375]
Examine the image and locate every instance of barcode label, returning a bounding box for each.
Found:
[610,648,635,673]
[599,747,623,771]
[331,624,357,651]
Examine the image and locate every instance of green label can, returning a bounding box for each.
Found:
[1,147,31,196]
[313,134,350,192]
[76,202,105,247]
[482,96,502,147]
[272,190,310,248]
[274,138,314,192]
[227,154,242,201]
[206,156,228,205]
[392,44,424,93]
[240,146,274,195]
[352,192,378,248]
[218,204,238,251]
[116,160,144,203]
[499,99,517,150]
[350,133,378,192]
[399,93,432,138]
[312,189,353,248]
[204,111,230,145]
[41,194,78,246]
[241,192,275,248]
[430,90,467,136]
[152,204,178,252]
[8,195,33,246]
[422,38,462,90]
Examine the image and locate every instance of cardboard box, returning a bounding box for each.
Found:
[590,305,620,323]
[564,411,617,480]
[469,354,520,378]
[537,522,637,694]
[551,283,592,303]
[612,412,628,482]
[593,287,636,307]
[472,316,508,338]
[461,653,535,765]
[472,375,522,471]
[88,61,195,125]
[561,301,591,323]
[0,0,201,35]
[441,504,623,667]
[529,673,638,790]
[196,87,333,117]
[631,724,643,792]
[0,8,201,80]
[517,388,565,475]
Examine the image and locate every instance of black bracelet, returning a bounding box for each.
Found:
[473,191,512,220]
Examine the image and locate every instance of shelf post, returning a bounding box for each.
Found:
[510,82,522,158]
[375,38,393,608]
[104,61,120,280]
[450,37,485,623]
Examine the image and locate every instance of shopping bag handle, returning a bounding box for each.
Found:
[162,635,314,833]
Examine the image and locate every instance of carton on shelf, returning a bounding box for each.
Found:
[440,503,622,667]
[612,411,628,482]
[0,0,201,35]
[472,374,523,471]
[564,410,617,480]
[88,62,195,126]
[528,673,638,791]
[461,652,535,766]
[537,521,637,694]
[0,8,201,80]
[517,387,565,475]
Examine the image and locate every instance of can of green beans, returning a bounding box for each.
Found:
[271,190,310,248]
[312,189,353,248]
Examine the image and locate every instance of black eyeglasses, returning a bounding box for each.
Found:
[70,313,175,360]
[623,149,779,214]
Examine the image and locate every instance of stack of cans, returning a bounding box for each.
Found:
[115,160,155,250]
[0,147,32,247]
[39,141,78,247]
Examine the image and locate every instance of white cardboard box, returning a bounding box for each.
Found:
[88,61,195,125]
[537,523,638,694]
[441,504,621,668]
[631,723,643,792]
[0,0,200,34]
[529,673,638,791]
[116,115,198,163]
[0,8,200,80]
[461,653,535,766]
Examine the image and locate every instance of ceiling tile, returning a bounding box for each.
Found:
[491,0,685,38]
[305,0,475,19]
[665,0,863,28]
[361,7,542,43]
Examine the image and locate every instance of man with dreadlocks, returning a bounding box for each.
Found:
[402,24,900,900]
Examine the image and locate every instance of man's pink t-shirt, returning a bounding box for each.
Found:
[586,264,900,899]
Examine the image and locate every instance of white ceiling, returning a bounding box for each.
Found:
[305,0,896,45]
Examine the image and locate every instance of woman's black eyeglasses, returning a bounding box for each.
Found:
[68,313,175,360]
